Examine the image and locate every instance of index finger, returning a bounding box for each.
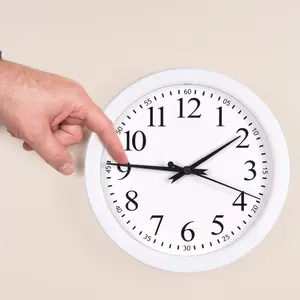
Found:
[84,103,128,164]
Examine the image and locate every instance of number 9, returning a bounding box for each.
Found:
[117,164,131,180]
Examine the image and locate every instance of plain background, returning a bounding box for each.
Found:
[0,0,299,299]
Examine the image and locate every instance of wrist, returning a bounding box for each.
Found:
[0,56,20,124]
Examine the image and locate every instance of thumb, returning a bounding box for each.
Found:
[28,128,75,175]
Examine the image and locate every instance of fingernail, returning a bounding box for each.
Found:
[58,163,74,175]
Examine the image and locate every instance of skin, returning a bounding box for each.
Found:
[0,60,128,175]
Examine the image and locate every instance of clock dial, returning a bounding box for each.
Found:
[100,84,272,256]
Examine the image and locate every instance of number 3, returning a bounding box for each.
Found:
[244,160,256,181]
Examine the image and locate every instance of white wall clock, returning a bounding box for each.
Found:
[84,68,290,272]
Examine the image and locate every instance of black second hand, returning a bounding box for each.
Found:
[192,172,260,200]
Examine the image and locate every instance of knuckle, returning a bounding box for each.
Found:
[100,119,114,133]
[73,131,83,144]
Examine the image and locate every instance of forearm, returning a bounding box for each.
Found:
[0,58,27,124]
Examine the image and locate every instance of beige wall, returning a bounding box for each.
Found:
[0,0,299,299]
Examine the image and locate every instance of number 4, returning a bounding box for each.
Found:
[232,191,247,211]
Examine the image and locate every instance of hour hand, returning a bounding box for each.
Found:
[106,161,208,174]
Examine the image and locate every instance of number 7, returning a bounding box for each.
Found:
[150,215,164,235]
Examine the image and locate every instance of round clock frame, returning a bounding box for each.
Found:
[84,68,290,272]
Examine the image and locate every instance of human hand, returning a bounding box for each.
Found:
[0,60,128,175]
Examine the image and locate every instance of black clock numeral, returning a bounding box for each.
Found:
[211,215,224,235]
[216,106,224,127]
[124,130,146,151]
[148,106,165,127]
[232,191,247,211]
[181,221,195,242]
[150,215,164,235]
[244,160,256,181]
[117,163,131,180]
[125,190,138,211]
[177,98,202,118]
[236,128,249,148]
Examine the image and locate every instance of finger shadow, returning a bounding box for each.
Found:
[73,128,91,175]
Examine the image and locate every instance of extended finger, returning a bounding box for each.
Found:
[84,103,128,163]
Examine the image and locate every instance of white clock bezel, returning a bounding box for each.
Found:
[84,68,290,272]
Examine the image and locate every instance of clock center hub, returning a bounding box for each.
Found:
[183,166,192,175]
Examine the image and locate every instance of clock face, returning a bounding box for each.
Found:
[85,69,289,272]
[101,84,271,256]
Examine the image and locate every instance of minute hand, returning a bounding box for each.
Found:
[169,135,240,183]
